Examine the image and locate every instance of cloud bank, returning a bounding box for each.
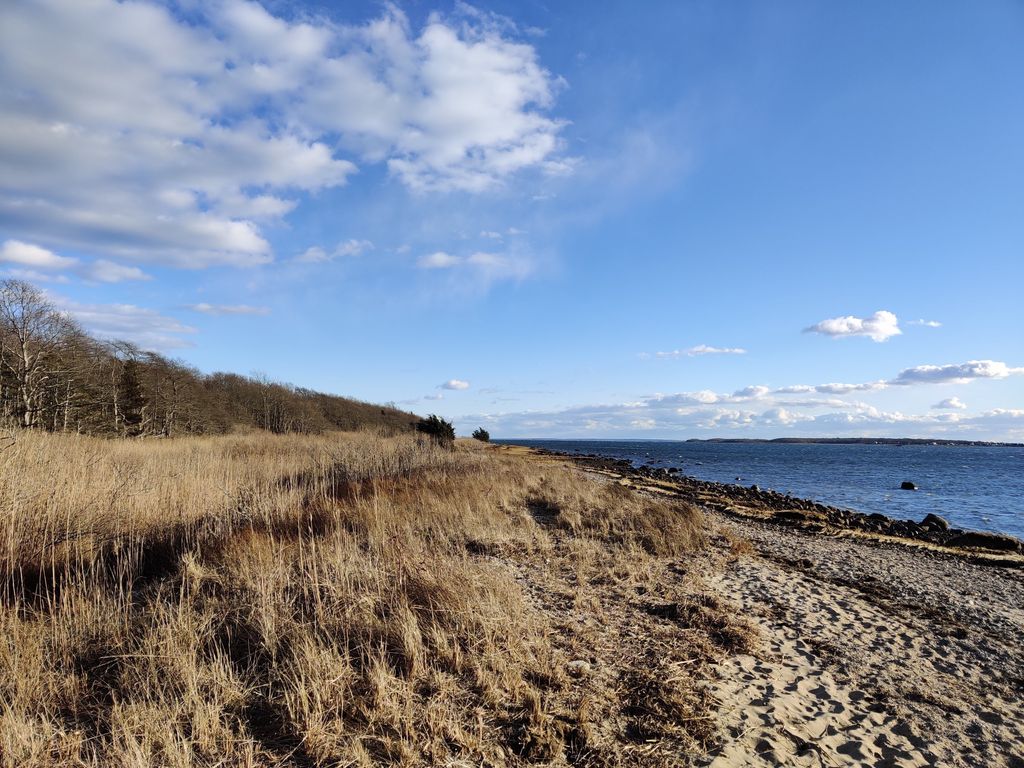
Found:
[417,250,533,285]
[52,296,196,350]
[0,1,567,267]
[464,358,1024,439]
[188,303,271,316]
[652,344,747,359]
[1,240,150,283]
[294,240,374,264]
[892,360,1023,385]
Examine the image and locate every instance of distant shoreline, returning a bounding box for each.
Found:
[687,437,1024,447]
[496,437,1024,447]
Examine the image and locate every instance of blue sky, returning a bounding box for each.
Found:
[1,0,1022,439]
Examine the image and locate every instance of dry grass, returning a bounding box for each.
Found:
[0,431,749,766]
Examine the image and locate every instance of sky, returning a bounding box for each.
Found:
[1,0,1022,440]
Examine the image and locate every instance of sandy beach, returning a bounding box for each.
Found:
[701,511,1024,767]
[503,445,1024,766]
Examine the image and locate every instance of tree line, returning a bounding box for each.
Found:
[0,279,419,437]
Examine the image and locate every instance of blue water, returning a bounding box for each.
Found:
[497,439,1024,539]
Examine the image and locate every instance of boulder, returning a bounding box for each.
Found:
[946,531,1022,552]
[900,481,917,491]
[921,513,950,531]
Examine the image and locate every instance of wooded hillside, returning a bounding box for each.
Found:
[0,279,418,436]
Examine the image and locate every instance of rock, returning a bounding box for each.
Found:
[776,509,807,522]
[566,660,592,677]
[921,513,950,531]
[894,521,923,537]
[750,484,760,492]
[900,481,917,491]
[777,509,825,524]
[946,531,1022,552]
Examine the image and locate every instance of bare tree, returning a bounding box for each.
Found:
[0,278,420,437]
[0,280,78,428]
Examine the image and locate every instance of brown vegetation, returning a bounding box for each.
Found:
[0,430,752,766]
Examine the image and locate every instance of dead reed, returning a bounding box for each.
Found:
[0,430,743,766]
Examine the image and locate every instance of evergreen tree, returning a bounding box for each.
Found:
[416,414,456,447]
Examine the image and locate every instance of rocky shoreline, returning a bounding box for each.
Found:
[528,447,1024,558]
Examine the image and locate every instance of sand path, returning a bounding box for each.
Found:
[702,517,1024,768]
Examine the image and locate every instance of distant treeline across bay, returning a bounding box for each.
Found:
[689,437,1023,447]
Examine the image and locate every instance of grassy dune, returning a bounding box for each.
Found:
[0,431,747,767]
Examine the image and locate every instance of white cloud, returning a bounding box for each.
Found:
[423,393,444,401]
[653,344,747,358]
[294,239,373,263]
[335,239,374,258]
[52,295,196,350]
[933,397,967,410]
[465,251,533,281]
[3,268,70,284]
[480,230,503,239]
[732,385,770,400]
[653,385,768,406]
[657,390,720,406]
[805,310,901,342]
[811,381,888,395]
[0,240,76,269]
[759,407,806,427]
[892,360,1024,385]
[188,303,270,316]
[965,409,1024,431]
[1,239,150,283]
[909,319,942,328]
[83,260,152,283]
[774,385,816,394]
[0,1,567,266]
[419,251,462,269]
[773,360,1020,397]
[295,247,329,264]
[441,379,470,390]
[417,250,533,284]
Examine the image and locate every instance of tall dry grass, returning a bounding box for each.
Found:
[0,430,722,766]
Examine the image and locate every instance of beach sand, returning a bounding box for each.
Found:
[488,445,1023,765]
[700,512,1024,767]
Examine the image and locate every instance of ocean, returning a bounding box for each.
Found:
[495,439,1024,539]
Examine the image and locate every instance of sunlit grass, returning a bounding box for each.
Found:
[0,430,718,766]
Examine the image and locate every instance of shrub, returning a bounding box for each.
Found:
[416,414,455,447]
[472,427,490,442]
